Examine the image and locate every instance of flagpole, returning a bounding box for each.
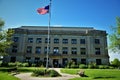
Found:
[46,0,52,69]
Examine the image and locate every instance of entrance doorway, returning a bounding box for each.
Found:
[53,59,59,67]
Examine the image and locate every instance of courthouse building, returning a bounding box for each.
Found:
[3,26,109,67]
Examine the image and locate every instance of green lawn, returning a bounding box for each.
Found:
[61,69,120,80]
[0,72,20,80]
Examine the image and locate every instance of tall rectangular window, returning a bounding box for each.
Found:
[35,47,41,54]
[80,39,85,44]
[28,38,33,43]
[53,47,59,54]
[62,47,68,54]
[71,47,77,54]
[44,47,50,54]
[71,39,77,44]
[95,39,100,44]
[80,48,86,55]
[13,37,19,42]
[12,45,18,53]
[26,46,32,53]
[54,38,59,44]
[36,38,42,43]
[62,39,68,44]
[45,38,50,43]
[81,59,86,64]
[95,48,101,55]
[96,59,101,65]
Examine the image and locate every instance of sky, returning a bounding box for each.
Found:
[0,0,120,61]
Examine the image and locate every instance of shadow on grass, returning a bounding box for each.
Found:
[93,76,116,79]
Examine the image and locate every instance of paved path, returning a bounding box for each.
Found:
[15,68,79,80]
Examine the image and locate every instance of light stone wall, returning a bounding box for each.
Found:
[3,26,109,67]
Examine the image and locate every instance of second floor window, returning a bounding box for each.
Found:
[71,47,77,54]
[44,47,50,54]
[80,48,86,55]
[26,46,32,53]
[62,47,68,54]
[35,47,41,54]
[53,47,59,54]
[12,45,18,53]
[28,38,33,43]
[95,48,101,55]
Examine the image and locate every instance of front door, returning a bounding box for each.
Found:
[53,59,59,68]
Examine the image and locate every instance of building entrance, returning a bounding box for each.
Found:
[53,59,59,67]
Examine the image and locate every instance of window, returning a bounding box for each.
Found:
[13,37,19,42]
[71,47,77,54]
[28,38,33,43]
[10,57,16,62]
[80,39,85,44]
[62,39,68,44]
[71,39,77,44]
[45,38,50,43]
[95,39,100,44]
[80,48,86,55]
[26,46,32,53]
[25,57,31,62]
[71,58,77,64]
[34,57,40,63]
[12,45,18,53]
[62,47,68,54]
[44,47,50,54]
[35,47,41,54]
[62,58,68,67]
[53,47,59,54]
[96,59,101,65]
[36,38,42,43]
[81,59,86,64]
[95,48,101,55]
[54,38,59,44]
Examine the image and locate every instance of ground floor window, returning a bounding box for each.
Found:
[10,57,16,62]
[96,59,101,65]
[81,59,86,64]
[62,58,68,67]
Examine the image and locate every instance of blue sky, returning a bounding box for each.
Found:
[0,0,120,61]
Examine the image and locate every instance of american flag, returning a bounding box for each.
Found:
[37,5,49,15]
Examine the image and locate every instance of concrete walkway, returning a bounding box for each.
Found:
[15,68,79,80]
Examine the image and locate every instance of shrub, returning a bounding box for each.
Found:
[98,65,104,69]
[88,62,97,69]
[16,62,23,67]
[79,64,87,69]
[32,69,61,77]
[49,69,61,77]
[8,63,16,67]
[1,62,8,67]
[22,63,29,67]
[32,69,45,76]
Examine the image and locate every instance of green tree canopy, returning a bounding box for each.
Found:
[111,58,120,68]
[0,18,14,56]
[109,17,120,53]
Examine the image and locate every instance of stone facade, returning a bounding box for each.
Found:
[3,26,109,67]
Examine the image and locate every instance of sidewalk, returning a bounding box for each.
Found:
[15,68,79,80]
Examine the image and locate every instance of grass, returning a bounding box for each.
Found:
[0,71,20,80]
[61,69,120,80]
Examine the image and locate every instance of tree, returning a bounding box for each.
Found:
[111,58,120,68]
[109,17,120,53]
[0,18,14,56]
